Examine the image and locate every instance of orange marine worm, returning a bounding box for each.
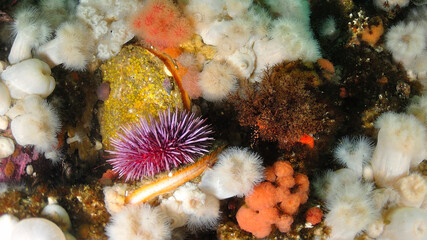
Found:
[125,146,224,205]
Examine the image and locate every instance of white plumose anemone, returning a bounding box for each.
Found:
[10,218,66,240]
[0,214,19,240]
[37,20,95,70]
[0,136,15,159]
[385,21,426,65]
[319,16,339,41]
[313,168,358,203]
[394,173,427,208]
[333,136,373,177]
[184,0,223,35]
[198,61,237,101]
[372,187,400,210]
[1,59,55,99]
[269,17,321,62]
[0,81,11,115]
[9,95,61,155]
[159,196,188,229]
[41,198,72,232]
[8,6,51,64]
[407,95,427,126]
[76,0,138,60]
[172,182,220,231]
[213,18,253,57]
[251,37,287,82]
[105,204,171,240]
[380,207,427,240]
[186,193,220,231]
[323,169,379,240]
[0,116,7,131]
[367,219,385,238]
[384,7,427,82]
[370,112,427,187]
[225,0,252,18]
[226,46,256,79]
[199,147,264,199]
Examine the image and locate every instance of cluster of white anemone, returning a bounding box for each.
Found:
[0,58,60,162]
[183,0,321,101]
[8,0,140,71]
[315,96,427,240]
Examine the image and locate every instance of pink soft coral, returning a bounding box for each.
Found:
[132,0,193,48]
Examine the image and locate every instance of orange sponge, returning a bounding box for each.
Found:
[264,166,276,182]
[306,207,323,225]
[245,182,277,211]
[258,207,280,225]
[317,58,335,74]
[275,187,291,203]
[273,161,293,178]
[236,205,275,238]
[237,161,311,238]
[275,214,293,233]
[279,193,301,215]
[295,173,310,193]
[276,175,295,189]
[361,19,384,46]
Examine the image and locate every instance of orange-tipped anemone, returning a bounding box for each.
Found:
[125,146,224,205]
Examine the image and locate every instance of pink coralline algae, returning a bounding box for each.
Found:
[0,150,38,182]
[107,109,213,181]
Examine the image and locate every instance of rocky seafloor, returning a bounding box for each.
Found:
[0,0,427,239]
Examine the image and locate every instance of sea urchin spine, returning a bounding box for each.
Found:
[107,109,213,181]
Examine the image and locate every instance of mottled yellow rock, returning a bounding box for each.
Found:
[100,45,183,149]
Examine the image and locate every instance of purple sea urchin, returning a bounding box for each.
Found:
[107,109,213,181]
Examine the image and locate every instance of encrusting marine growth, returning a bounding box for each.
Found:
[231,61,329,149]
